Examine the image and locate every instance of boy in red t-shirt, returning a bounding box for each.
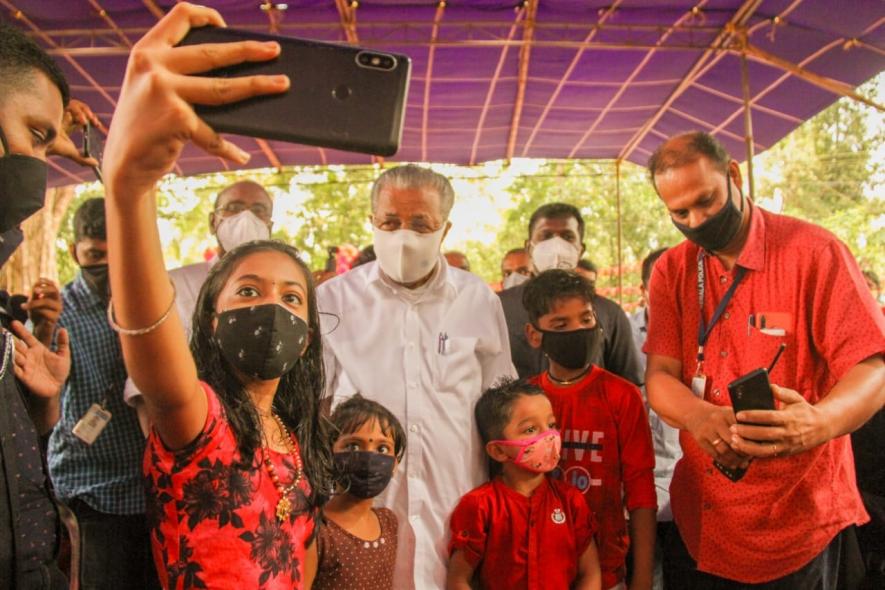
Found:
[524,269,656,590]
[447,379,601,590]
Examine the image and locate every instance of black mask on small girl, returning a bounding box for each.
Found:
[333,451,395,499]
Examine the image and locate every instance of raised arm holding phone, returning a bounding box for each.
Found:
[103,4,332,588]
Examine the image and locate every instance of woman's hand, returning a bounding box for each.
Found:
[102,2,289,198]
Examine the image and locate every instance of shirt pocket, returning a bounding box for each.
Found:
[434,336,480,394]
[746,312,794,386]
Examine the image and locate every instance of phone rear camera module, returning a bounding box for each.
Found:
[332,84,352,101]
[356,51,397,71]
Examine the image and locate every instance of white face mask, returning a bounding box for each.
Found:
[530,236,581,272]
[216,210,271,252]
[502,271,531,290]
[373,225,445,284]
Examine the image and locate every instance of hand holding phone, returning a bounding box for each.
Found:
[177,27,411,156]
[714,344,785,482]
[103,4,288,198]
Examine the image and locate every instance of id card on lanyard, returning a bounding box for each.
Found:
[693,251,746,399]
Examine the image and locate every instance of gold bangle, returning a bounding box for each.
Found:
[107,281,177,336]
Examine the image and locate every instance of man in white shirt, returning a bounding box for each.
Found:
[169,179,274,333]
[124,180,273,431]
[318,165,516,589]
[629,247,680,590]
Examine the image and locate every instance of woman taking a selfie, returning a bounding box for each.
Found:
[101,4,331,588]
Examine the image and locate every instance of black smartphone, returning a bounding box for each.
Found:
[81,121,104,183]
[177,27,411,157]
[728,368,775,415]
[714,368,775,482]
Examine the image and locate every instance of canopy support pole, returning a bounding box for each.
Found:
[743,43,884,113]
[615,160,623,306]
[740,50,755,199]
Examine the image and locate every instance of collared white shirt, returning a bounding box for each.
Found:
[629,306,681,521]
[169,257,217,339]
[318,257,516,589]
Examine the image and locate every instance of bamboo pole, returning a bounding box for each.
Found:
[615,160,623,306]
[740,51,755,199]
[743,42,884,113]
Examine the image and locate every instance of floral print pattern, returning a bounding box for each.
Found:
[145,383,313,589]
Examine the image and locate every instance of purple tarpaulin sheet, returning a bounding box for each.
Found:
[3,0,883,186]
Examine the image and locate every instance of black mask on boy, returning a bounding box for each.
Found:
[539,325,604,371]
[333,451,395,499]
[672,174,744,252]
[215,303,309,380]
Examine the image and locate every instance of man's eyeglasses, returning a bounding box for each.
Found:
[215,202,272,221]
[373,217,443,234]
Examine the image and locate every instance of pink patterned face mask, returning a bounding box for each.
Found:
[491,429,561,473]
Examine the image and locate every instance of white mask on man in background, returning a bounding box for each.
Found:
[373,226,445,283]
[531,236,580,272]
[216,210,271,252]
[502,272,531,290]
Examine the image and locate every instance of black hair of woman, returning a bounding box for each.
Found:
[190,240,334,513]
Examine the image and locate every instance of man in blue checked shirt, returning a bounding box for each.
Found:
[32,198,159,589]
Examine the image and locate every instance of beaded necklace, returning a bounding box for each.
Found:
[263,413,304,522]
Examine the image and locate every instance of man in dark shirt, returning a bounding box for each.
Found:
[499,202,643,384]
[0,23,82,589]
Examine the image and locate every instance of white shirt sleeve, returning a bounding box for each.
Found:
[479,290,518,390]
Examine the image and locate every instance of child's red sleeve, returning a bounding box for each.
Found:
[448,491,489,569]
[614,382,658,512]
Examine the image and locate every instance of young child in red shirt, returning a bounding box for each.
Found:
[524,269,657,590]
[446,378,601,590]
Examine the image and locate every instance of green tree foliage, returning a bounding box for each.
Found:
[466,160,681,307]
[52,77,881,300]
[755,80,883,276]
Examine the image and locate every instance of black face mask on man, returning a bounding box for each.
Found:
[80,263,110,301]
[539,325,605,371]
[0,124,48,236]
[672,173,744,252]
[214,303,309,380]
[333,451,396,499]
[0,228,24,268]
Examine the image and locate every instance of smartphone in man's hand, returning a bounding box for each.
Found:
[714,368,776,482]
[81,121,104,183]
[178,27,411,157]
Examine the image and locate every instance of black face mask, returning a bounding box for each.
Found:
[539,325,604,371]
[80,263,110,301]
[333,451,395,499]
[0,125,47,235]
[672,175,744,252]
[0,227,24,267]
[214,303,309,380]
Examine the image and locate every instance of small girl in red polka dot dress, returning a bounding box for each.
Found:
[308,395,405,590]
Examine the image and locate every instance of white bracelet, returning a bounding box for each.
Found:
[107,281,177,336]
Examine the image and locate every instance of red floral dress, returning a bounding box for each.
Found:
[144,382,314,589]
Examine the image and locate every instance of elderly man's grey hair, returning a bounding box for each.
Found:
[370,165,455,220]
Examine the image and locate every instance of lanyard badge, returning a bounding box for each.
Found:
[693,252,746,399]
[72,402,111,445]
[72,382,119,445]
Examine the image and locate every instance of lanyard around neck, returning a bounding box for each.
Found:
[696,251,746,362]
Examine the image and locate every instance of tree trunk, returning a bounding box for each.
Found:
[0,185,76,295]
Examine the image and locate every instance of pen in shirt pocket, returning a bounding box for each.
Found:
[438,332,448,355]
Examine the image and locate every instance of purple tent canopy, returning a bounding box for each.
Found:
[3,0,883,187]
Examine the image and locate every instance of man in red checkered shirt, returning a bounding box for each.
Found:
[645,131,885,589]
